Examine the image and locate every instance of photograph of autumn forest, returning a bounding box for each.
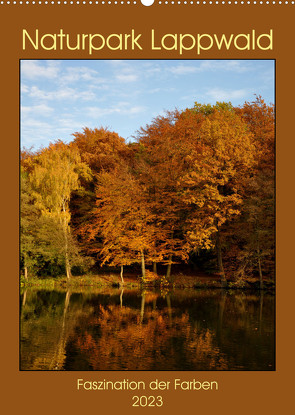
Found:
[20,60,275,371]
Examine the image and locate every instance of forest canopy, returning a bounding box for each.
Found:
[20,96,275,288]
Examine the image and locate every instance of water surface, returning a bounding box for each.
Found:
[20,287,275,371]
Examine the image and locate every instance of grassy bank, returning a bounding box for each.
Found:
[20,272,275,291]
[20,274,139,289]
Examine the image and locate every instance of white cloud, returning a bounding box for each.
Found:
[148,88,161,94]
[169,65,200,75]
[259,67,275,88]
[22,118,52,129]
[206,87,249,102]
[108,61,139,83]
[21,116,84,148]
[28,85,96,101]
[60,66,104,84]
[21,60,60,80]
[21,104,54,116]
[21,84,29,94]
[128,106,145,114]
[21,118,54,147]
[168,60,253,76]
[87,103,145,118]
[143,66,162,76]
[115,73,138,83]
[199,60,252,73]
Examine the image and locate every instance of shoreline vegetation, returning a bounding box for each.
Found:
[20,272,275,291]
[21,98,275,291]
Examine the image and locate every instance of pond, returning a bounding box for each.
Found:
[20,287,275,371]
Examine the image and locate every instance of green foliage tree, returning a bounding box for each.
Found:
[28,141,91,279]
[20,168,41,278]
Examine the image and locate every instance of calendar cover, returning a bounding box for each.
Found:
[1,1,293,414]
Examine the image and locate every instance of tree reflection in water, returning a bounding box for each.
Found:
[20,288,275,371]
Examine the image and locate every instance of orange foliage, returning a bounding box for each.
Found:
[73,301,228,370]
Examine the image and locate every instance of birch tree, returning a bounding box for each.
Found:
[29,141,91,279]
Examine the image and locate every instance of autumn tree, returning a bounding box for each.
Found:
[28,141,91,279]
[136,103,255,283]
[20,98,273,285]
[70,127,130,253]
[188,103,256,283]
[20,167,41,278]
[72,127,129,173]
[221,97,275,287]
[136,111,201,280]
[84,164,164,281]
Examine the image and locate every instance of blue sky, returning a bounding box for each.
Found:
[21,59,274,149]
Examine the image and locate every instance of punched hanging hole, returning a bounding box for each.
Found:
[141,0,154,5]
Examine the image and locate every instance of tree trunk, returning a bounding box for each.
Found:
[257,239,263,290]
[140,293,145,324]
[259,291,264,334]
[22,289,27,308]
[153,262,157,275]
[62,202,71,280]
[120,288,124,308]
[140,249,146,279]
[216,290,227,345]
[23,253,28,279]
[65,251,72,280]
[216,230,226,287]
[258,256,263,290]
[219,290,226,323]
[166,254,173,282]
[166,294,172,326]
[64,289,71,310]
[120,265,124,285]
[50,290,71,370]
